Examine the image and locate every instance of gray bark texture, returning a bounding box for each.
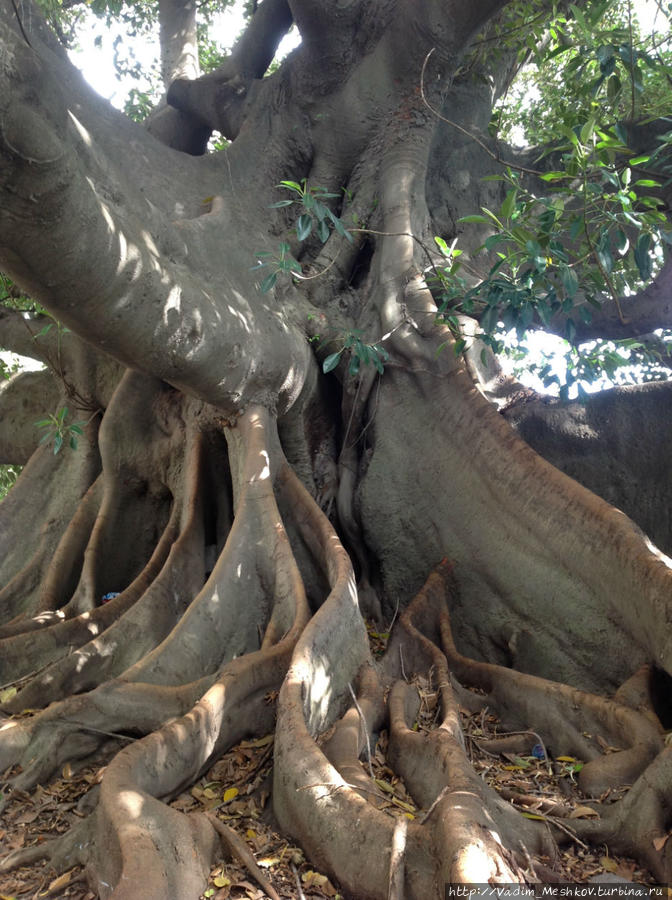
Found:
[1,0,672,897]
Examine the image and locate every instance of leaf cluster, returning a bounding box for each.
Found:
[322,332,390,377]
[496,0,672,145]
[35,406,85,454]
[253,180,352,293]
[458,1,671,389]
[269,180,353,245]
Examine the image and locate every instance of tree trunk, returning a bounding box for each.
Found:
[1,1,671,896]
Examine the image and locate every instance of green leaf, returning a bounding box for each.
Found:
[322,351,342,374]
[614,229,628,252]
[312,199,327,221]
[458,215,491,225]
[560,266,579,298]
[595,245,613,275]
[606,75,621,101]
[327,210,354,242]
[580,117,596,144]
[69,424,84,435]
[268,199,294,208]
[629,154,650,166]
[70,436,78,450]
[634,233,653,281]
[53,433,63,454]
[500,189,517,220]
[349,354,360,376]
[278,180,303,193]
[259,272,278,293]
[317,219,330,242]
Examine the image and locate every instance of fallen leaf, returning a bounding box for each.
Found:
[258,857,281,868]
[246,829,257,840]
[556,756,577,763]
[569,805,600,819]
[322,878,339,896]
[213,874,231,887]
[600,856,618,872]
[221,787,239,804]
[13,809,40,825]
[62,763,73,779]
[653,834,670,851]
[302,870,328,886]
[0,687,17,703]
[239,734,273,749]
[390,797,416,814]
[521,812,547,821]
[375,779,395,794]
[48,869,74,891]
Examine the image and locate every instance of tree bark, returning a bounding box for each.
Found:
[1,1,672,897]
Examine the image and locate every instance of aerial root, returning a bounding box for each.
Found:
[0,412,201,688]
[0,480,103,639]
[34,474,105,618]
[3,430,212,713]
[0,501,181,704]
[1,407,315,900]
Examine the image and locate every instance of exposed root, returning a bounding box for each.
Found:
[436,561,664,796]
[0,406,317,899]
[275,559,671,896]
[568,746,672,882]
[2,428,209,713]
[0,442,100,625]
[1,394,669,897]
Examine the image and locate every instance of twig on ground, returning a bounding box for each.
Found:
[291,861,307,900]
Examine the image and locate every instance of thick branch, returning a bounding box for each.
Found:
[0,370,59,464]
[546,255,672,342]
[158,0,199,88]
[167,0,293,138]
[0,14,310,417]
[0,306,46,361]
